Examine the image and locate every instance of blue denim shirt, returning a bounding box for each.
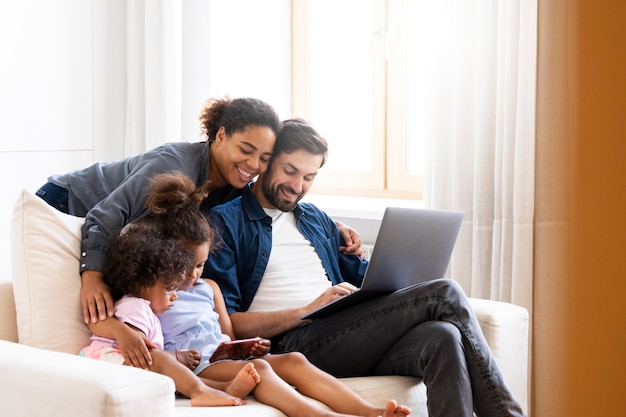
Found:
[205,184,368,315]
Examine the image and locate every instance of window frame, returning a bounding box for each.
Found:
[291,0,423,200]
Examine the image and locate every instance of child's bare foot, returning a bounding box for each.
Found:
[175,349,201,370]
[189,387,246,407]
[224,362,261,398]
[380,399,412,417]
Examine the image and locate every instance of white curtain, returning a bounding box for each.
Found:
[421,0,537,312]
[124,0,183,156]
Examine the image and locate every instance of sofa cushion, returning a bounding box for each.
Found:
[11,189,91,353]
[0,281,18,342]
[0,340,176,417]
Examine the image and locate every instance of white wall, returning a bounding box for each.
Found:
[0,0,137,282]
[0,0,292,282]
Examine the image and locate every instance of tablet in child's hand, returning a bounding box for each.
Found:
[209,337,264,362]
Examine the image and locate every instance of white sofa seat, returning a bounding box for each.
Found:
[0,190,529,417]
[0,339,176,417]
[0,335,428,417]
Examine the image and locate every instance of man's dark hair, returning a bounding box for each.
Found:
[272,118,329,167]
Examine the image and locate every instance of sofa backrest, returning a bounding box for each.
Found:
[0,281,18,342]
[11,190,91,353]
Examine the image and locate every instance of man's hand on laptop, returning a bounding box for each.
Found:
[303,282,359,316]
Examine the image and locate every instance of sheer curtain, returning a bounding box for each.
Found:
[121,1,291,156]
[420,0,537,312]
[124,0,183,156]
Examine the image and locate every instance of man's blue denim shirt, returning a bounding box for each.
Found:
[205,184,368,315]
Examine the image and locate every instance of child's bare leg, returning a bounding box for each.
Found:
[200,358,412,417]
[252,363,405,417]
[202,359,358,417]
[238,359,336,417]
[149,350,244,406]
[264,353,411,417]
[199,362,260,398]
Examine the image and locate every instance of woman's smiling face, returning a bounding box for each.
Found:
[211,125,276,189]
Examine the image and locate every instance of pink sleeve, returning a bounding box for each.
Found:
[114,297,164,349]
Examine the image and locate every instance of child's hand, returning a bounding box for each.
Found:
[175,349,201,370]
[249,338,271,357]
[116,327,156,369]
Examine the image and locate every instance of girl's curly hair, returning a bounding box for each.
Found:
[144,171,217,248]
[105,226,194,301]
[104,171,218,300]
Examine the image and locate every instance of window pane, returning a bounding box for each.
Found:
[208,0,291,117]
[403,1,441,176]
[309,0,374,173]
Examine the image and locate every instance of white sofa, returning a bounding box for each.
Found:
[0,190,529,417]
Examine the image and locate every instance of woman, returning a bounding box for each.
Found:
[37,96,282,325]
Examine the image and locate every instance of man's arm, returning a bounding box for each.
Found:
[230,309,306,339]
[229,282,358,339]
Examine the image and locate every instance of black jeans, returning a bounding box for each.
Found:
[35,182,70,214]
[272,279,525,417]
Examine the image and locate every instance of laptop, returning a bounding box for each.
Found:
[301,207,464,320]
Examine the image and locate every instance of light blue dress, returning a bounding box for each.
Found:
[158,279,230,375]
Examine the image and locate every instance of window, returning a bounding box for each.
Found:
[291,0,425,199]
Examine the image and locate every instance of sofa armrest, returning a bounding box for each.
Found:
[0,340,175,417]
[469,297,529,415]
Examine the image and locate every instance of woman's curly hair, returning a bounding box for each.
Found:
[105,226,194,301]
[198,96,282,144]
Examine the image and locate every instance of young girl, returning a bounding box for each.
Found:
[136,171,412,417]
[167,277,412,417]
[79,225,260,407]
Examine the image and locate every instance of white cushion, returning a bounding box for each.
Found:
[11,189,91,353]
[0,281,18,342]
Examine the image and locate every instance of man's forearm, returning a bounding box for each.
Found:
[230,309,308,339]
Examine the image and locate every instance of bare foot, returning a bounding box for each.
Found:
[175,349,201,370]
[189,387,246,407]
[380,399,412,417]
[224,362,261,398]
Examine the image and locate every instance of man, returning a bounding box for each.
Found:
[206,118,525,417]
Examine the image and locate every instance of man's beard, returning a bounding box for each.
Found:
[262,182,302,212]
